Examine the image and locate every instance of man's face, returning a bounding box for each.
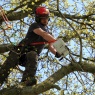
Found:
[40,18,49,26]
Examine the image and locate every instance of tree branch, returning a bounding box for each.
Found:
[0,61,95,95]
[0,0,47,22]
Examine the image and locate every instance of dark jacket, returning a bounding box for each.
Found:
[19,22,49,55]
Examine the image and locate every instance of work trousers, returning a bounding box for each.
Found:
[0,46,38,86]
[21,51,38,82]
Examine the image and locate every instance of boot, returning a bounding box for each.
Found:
[24,77,37,86]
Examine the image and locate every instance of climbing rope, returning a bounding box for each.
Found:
[0,6,12,31]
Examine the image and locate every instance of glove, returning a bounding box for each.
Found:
[55,52,61,58]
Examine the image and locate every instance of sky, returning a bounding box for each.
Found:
[0,0,95,94]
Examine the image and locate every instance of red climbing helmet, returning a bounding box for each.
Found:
[36,6,49,17]
[35,6,50,22]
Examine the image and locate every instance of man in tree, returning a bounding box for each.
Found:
[0,6,61,87]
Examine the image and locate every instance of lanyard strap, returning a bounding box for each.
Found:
[16,40,56,47]
[30,40,56,45]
